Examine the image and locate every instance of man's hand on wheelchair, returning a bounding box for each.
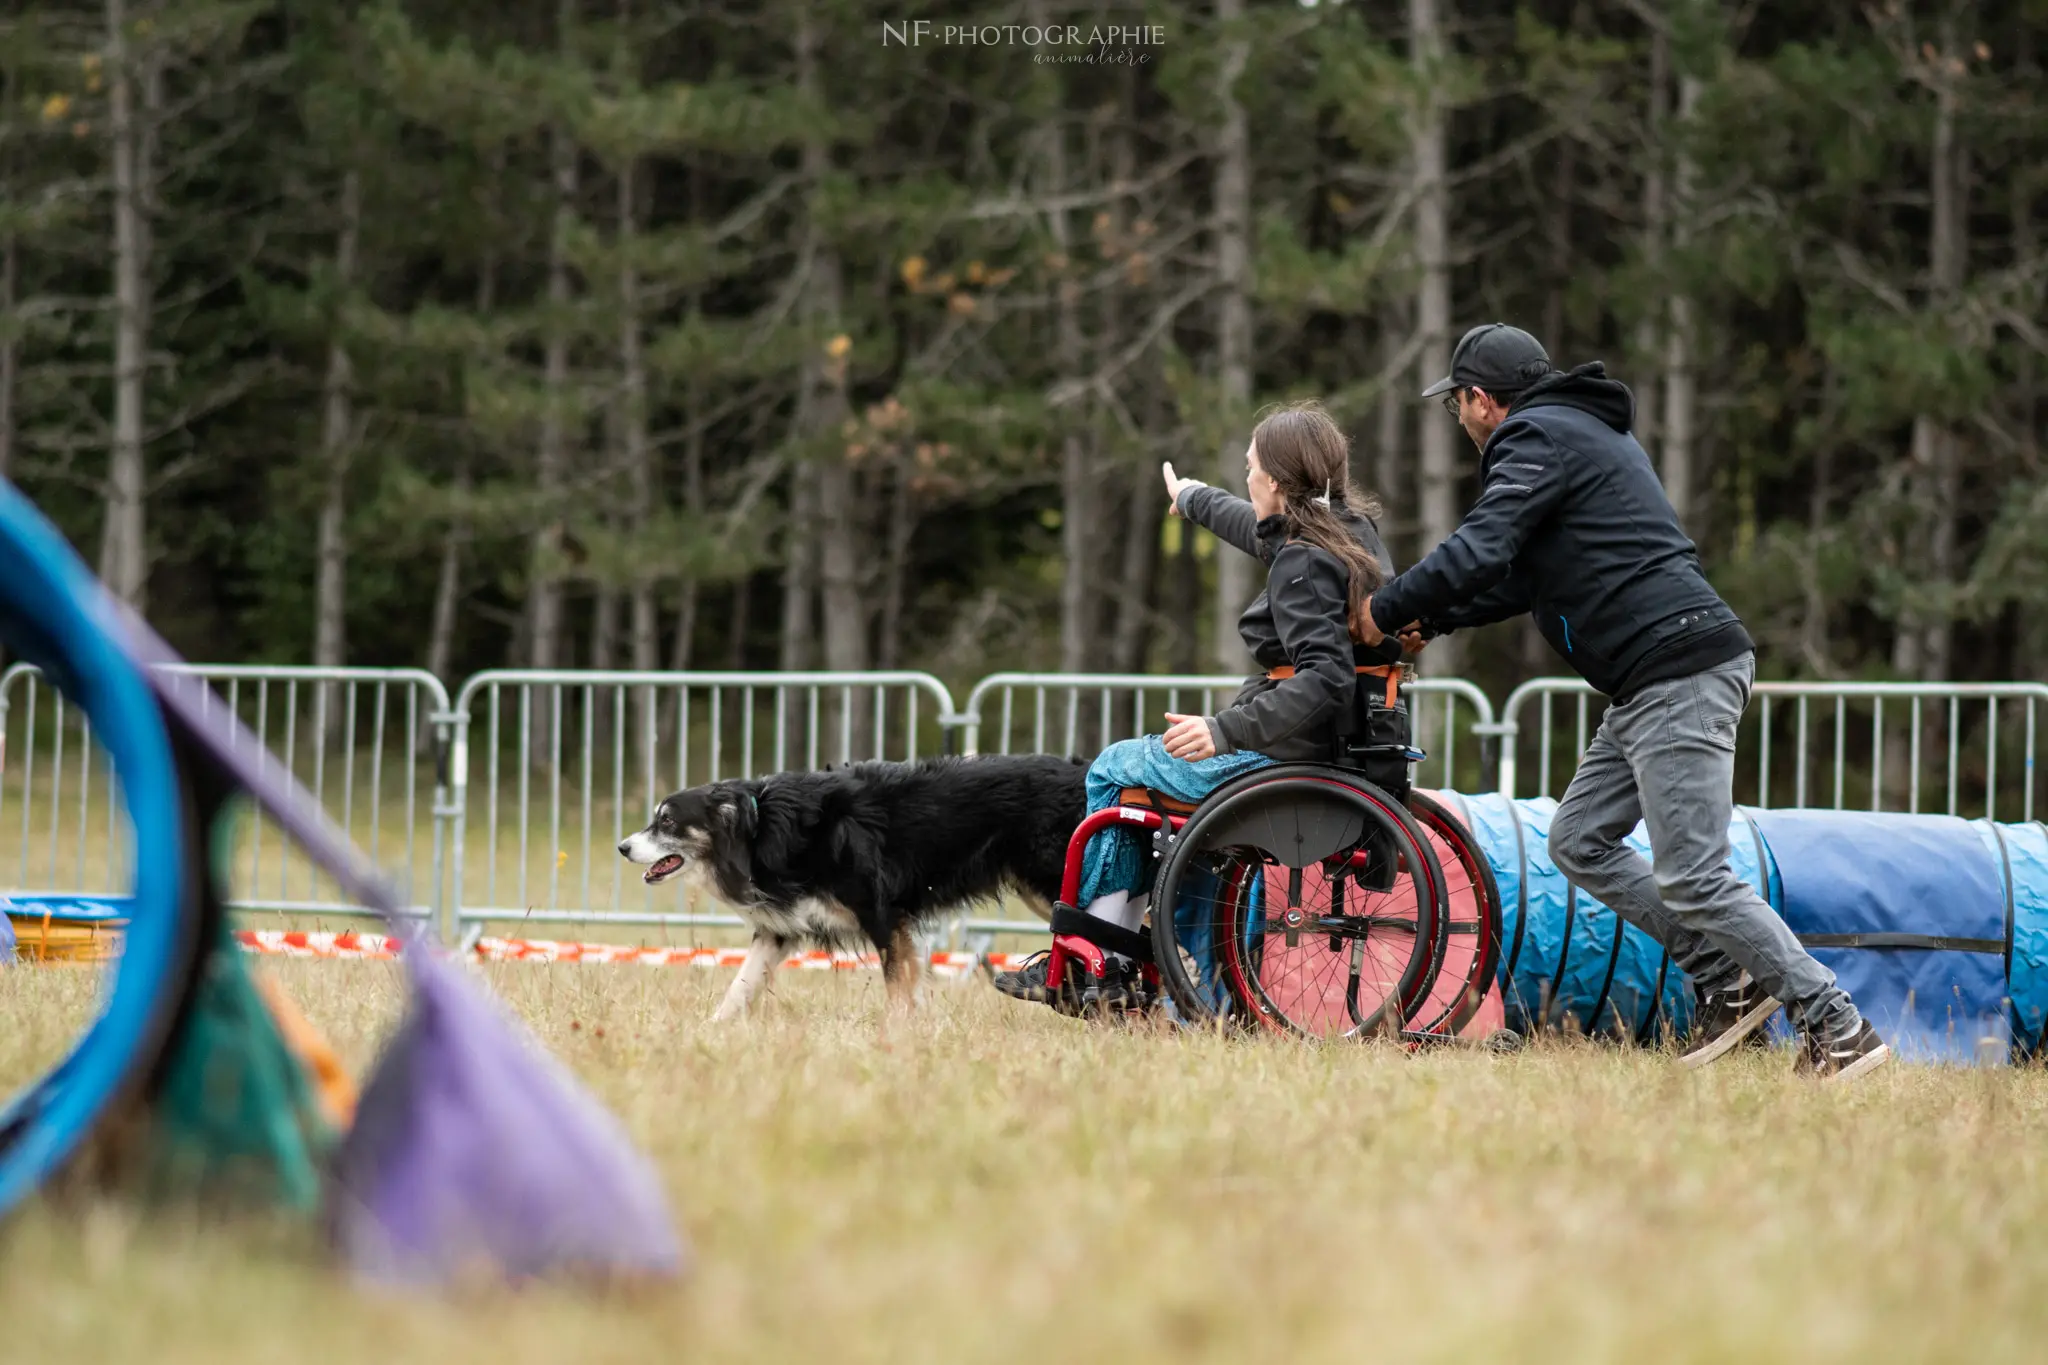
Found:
[1162,713,1218,762]
[1356,594,1388,646]
[1359,594,1428,654]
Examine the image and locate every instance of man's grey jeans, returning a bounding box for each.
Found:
[1547,651,1859,1035]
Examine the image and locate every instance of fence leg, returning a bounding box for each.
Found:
[1475,720,1517,796]
[440,710,469,944]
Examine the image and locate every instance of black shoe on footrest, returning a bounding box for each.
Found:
[1079,955,1149,1015]
[991,944,1148,1017]
[991,949,1084,1014]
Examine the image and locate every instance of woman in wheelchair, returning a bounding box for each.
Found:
[994,400,1411,1013]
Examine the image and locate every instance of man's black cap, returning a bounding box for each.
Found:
[1420,323,1554,399]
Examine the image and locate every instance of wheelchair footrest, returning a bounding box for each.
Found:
[1050,903,1155,965]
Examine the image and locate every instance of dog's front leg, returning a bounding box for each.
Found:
[711,935,782,1022]
[880,919,923,1018]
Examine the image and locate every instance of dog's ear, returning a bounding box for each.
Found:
[714,792,758,838]
[706,791,757,889]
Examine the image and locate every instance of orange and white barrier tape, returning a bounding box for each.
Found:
[472,938,1008,978]
[471,938,755,968]
[233,929,401,959]
[229,928,1032,976]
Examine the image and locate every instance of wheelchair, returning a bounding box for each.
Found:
[1040,666,1504,1043]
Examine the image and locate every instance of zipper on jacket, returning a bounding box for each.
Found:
[1559,615,1573,653]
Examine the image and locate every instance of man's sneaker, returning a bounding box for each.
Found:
[1797,1016,1890,1083]
[1679,976,1783,1070]
[991,950,1082,1013]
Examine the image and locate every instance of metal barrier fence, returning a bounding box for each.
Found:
[0,663,453,923]
[957,671,1500,792]
[7,665,2042,945]
[446,670,962,937]
[1499,677,2046,822]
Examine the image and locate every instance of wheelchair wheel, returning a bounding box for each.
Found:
[1150,766,1449,1039]
[1401,790,1505,1038]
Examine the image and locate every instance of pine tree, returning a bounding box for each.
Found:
[1,5,99,494]
[96,0,272,609]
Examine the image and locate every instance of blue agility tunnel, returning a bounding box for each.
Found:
[1448,792,2048,1063]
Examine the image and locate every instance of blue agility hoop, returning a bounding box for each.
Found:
[0,480,191,1218]
[0,483,683,1284]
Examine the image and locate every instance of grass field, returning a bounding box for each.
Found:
[3,960,2048,1364]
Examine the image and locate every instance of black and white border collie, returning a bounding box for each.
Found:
[617,755,1084,1020]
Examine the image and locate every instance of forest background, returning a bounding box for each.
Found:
[2,0,2043,703]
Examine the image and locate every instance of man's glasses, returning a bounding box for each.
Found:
[1439,388,1466,416]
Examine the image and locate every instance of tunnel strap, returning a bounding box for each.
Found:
[1796,932,2004,954]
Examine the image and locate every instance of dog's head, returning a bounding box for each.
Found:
[617,783,759,886]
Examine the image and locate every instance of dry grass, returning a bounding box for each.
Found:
[1,961,2047,1364]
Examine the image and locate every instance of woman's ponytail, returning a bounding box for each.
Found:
[1249,402,1388,642]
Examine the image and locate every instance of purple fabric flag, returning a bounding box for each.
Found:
[327,950,686,1287]
[110,604,687,1287]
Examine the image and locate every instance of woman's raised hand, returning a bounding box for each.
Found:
[1162,462,1201,516]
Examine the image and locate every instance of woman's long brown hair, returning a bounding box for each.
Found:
[1249,401,1388,642]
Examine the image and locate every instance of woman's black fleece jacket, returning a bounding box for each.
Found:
[1176,484,1402,763]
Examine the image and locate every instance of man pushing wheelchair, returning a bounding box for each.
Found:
[998,324,1888,1082]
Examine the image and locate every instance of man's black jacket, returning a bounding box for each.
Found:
[1369,362,1751,699]
[1178,484,1402,761]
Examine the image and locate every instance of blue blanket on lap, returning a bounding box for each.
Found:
[1076,736,1271,906]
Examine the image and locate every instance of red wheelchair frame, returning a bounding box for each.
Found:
[1038,801,1180,1002]
[1038,778,1502,1042]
